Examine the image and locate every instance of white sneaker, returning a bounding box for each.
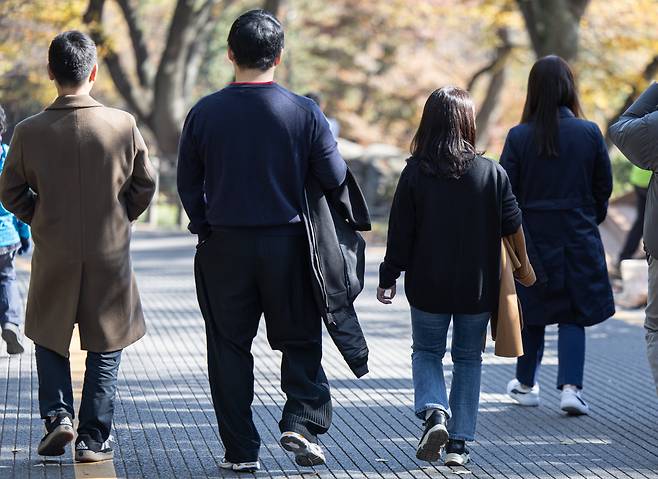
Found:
[560,386,589,415]
[506,378,540,406]
[219,459,260,472]
[280,431,326,467]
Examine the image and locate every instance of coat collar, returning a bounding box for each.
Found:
[46,94,103,111]
[558,106,575,118]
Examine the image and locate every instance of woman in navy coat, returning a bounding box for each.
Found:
[500,56,614,415]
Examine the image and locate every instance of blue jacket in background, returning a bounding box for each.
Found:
[500,107,614,327]
[0,143,30,250]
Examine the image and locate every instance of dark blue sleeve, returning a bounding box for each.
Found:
[177,108,210,238]
[309,107,347,190]
[591,125,613,224]
[500,129,520,196]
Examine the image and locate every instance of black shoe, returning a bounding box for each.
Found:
[444,439,470,466]
[75,435,114,463]
[416,409,449,462]
[37,414,75,456]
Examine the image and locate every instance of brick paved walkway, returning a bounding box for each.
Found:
[1,230,657,478]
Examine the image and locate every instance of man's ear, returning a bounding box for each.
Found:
[274,53,282,67]
[227,48,235,63]
[89,64,98,83]
[47,64,55,81]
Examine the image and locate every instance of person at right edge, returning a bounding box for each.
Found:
[501,56,615,414]
[178,10,369,473]
[610,81,658,395]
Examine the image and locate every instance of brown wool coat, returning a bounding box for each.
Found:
[490,227,536,358]
[0,95,156,357]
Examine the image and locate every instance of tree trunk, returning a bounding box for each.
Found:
[516,0,590,61]
[263,0,283,15]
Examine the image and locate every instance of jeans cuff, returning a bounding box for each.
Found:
[415,404,450,420]
[448,435,474,442]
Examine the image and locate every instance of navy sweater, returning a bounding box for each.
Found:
[177,82,347,236]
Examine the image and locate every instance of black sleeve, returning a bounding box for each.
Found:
[176,108,211,238]
[591,125,613,224]
[499,165,522,236]
[379,167,415,289]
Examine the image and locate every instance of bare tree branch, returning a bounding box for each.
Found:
[84,0,150,122]
[467,30,513,92]
[468,28,513,148]
[183,0,234,98]
[116,0,153,87]
[83,0,105,23]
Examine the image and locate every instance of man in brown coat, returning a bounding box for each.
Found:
[0,31,155,462]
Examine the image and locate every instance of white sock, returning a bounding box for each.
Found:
[562,384,579,392]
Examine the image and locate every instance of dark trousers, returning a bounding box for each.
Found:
[194,227,332,463]
[619,186,648,263]
[0,250,21,327]
[515,323,585,389]
[35,344,122,445]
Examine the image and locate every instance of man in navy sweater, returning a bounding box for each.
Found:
[177,9,347,472]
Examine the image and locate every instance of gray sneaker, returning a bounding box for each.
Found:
[1,323,24,355]
[280,431,326,467]
[219,458,261,472]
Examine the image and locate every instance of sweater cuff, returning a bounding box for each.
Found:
[378,262,399,289]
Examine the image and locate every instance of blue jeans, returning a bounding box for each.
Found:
[0,250,21,327]
[35,345,122,445]
[515,323,585,389]
[410,307,490,442]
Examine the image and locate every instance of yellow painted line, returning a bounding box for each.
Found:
[71,328,118,478]
[16,256,117,478]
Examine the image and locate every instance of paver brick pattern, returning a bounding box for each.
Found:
[1,231,656,478]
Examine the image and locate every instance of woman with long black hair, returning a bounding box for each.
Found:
[501,56,614,415]
[377,87,522,465]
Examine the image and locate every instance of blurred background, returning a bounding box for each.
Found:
[0,0,656,234]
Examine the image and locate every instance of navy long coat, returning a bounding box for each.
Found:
[500,107,615,327]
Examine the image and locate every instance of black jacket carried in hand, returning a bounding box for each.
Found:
[302,169,371,378]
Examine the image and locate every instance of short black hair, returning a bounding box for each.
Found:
[0,105,7,137]
[227,10,284,71]
[48,30,97,87]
